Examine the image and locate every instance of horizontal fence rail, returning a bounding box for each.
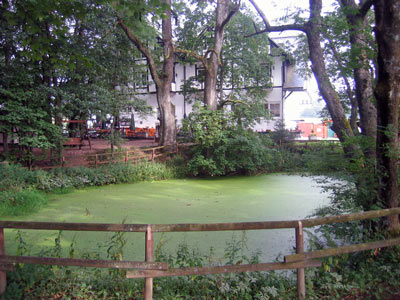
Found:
[0,255,167,270]
[1,208,400,300]
[127,260,323,279]
[2,207,399,232]
[34,143,190,170]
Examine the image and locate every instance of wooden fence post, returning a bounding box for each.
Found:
[296,221,305,300]
[95,154,98,168]
[125,151,128,165]
[151,149,155,162]
[144,225,154,300]
[0,227,6,297]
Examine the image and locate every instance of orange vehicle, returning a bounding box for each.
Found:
[122,127,156,139]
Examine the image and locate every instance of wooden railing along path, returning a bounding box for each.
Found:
[37,143,196,170]
[1,208,400,299]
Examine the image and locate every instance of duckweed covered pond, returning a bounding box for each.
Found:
[4,174,329,262]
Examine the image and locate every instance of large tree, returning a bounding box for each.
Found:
[176,0,272,126]
[249,0,400,230]
[203,0,240,110]
[373,0,400,232]
[249,0,357,156]
[339,0,377,164]
[1,0,152,164]
[117,0,176,146]
[175,0,240,110]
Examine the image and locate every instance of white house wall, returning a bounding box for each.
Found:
[133,92,193,129]
[129,54,289,132]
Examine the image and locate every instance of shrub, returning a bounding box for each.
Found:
[182,106,275,176]
[0,163,39,191]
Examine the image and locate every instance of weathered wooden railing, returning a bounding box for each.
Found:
[85,145,172,167]
[35,143,188,169]
[1,208,400,299]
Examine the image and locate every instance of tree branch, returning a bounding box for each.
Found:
[220,0,241,30]
[174,48,208,70]
[340,0,372,18]
[116,17,161,88]
[247,0,306,36]
[219,97,250,108]
[248,0,270,28]
[359,0,373,18]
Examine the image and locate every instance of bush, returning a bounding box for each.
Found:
[182,106,275,176]
[0,163,39,191]
[35,161,175,192]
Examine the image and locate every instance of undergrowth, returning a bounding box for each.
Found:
[0,161,180,216]
[4,229,400,299]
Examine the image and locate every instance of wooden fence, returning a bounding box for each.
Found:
[1,208,400,300]
[35,143,190,170]
[85,145,174,167]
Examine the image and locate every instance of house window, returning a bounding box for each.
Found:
[195,64,205,82]
[265,103,281,117]
[134,70,148,90]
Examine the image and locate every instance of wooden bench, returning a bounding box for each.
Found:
[64,137,84,149]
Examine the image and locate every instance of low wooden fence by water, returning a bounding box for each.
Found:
[36,143,194,170]
[85,145,173,167]
[1,208,400,299]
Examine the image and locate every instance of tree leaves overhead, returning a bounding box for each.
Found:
[1,0,153,163]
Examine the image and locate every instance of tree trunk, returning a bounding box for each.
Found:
[326,39,359,134]
[305,0,357,155]
[118,0,176,147]
[204,68,218,110]
[204,0,238,110]
[373,0,400,232]
[2,133,8,156]
[340,0,377,164]
[249,0,358,157]
[157,89,175,147]
[53,76,63,164]
[157,0,176,147]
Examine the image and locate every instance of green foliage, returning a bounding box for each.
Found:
[182,105,275,176]
[10,228,400,299]
[270,120,295,145]
[175,3,272,119]
[0,163,39,191]
[5,229,296,300]
[0,189,47,216]
[1,1,153,163]
[305,232,400,300]
[0,161,175,216]
[37,161,175,191]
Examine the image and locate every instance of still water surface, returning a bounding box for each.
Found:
[4,174,329,262]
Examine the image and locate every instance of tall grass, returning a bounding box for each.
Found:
[0,189,48,216]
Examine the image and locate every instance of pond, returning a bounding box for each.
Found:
[3,174,330,262]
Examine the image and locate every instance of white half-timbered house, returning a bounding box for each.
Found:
[121,39,304,132]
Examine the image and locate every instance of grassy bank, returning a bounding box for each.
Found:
[0,160,181,216]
